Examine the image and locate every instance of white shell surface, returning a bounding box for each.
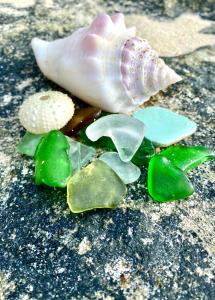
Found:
[31,13,182,114]
[18,91,74,134]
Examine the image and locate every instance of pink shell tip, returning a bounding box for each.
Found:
[89,14,113,36]
[82,34,101,56]
[111,13,126,29]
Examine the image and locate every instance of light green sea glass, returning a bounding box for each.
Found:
[66,137,96,174]
[148,155,194,202]
[80,128,154,166]
[86,114,145,162]
[100,152,141,184]
[67,160,127,213]
[35,130,71,188]
[17,132,45,157]
[160,145,215,172]
[133,106,197,146]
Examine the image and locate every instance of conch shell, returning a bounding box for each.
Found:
[31,13,181,114]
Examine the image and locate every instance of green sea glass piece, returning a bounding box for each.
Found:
[133,106,197,146]
[160,145,215,173]
[100,152,141,184]
[66,137,96,174]
[67,160,127,213]
[79,127,116,150]
[17,132,45,156]
[148,155,194,202]
[35,130,71,188]
[132,138,155,166]
[86,114,145,162]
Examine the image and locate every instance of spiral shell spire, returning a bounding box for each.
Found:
[120,36,182,104]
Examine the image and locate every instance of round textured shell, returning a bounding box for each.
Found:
[18,91,74,134]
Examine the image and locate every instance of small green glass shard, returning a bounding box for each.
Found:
[160,145,215,173]
[132,138,155,166]
[79,128,116,150]
[86,114,145,162]
[148,155,194,202]
[100,152,141,184]
[67,160,127,213]
[35,130,71,188]
[17,132,45,157]
[66,137,96,174]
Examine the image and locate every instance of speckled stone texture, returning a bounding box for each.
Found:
[0,1,215,299]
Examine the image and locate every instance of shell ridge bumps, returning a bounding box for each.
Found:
[31,13,182,114]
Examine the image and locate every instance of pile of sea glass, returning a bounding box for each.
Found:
[17,106,214,213]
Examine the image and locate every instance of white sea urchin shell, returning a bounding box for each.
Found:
[18,91,74,134]
[31,13,182,114]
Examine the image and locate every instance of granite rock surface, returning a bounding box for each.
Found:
[0,0,215,299]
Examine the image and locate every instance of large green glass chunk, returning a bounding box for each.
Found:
[132,138,155,166]
[17,132,45,156]
[35,130,71,188]
[86,114,145,162]
[100,152,141,184]
[66,137,96,174]
[160,145,215,173]
[67,160,127,213]
[148,155,194,202]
